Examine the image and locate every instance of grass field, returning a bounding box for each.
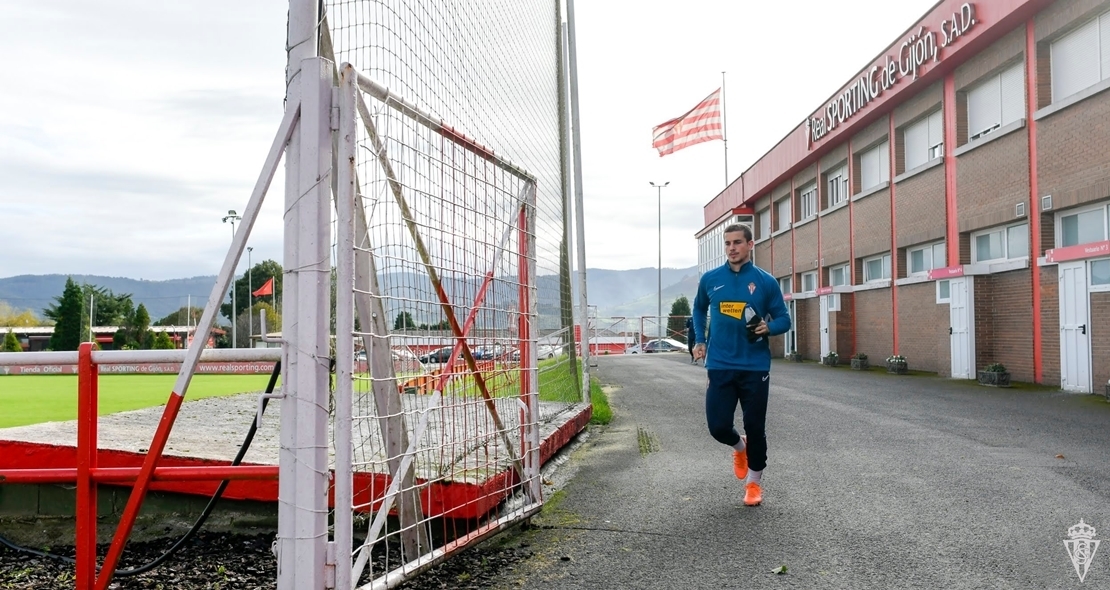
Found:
[0,374,274,429]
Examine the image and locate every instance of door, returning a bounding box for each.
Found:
[784,300,797,357]
[819,295,830,358]
[948,277,974,379]
[1060,261,1092,393]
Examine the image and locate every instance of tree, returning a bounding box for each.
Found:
[0,302,45,327]
[46,277,84,351]
[152,331,175,350]
[1,330,22,352]
[393,311,416,330]
[668,296,692,342]
[154,306,203,327]
[222,259,282,322]
[234,302,282,348]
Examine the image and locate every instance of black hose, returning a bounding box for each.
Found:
[0,360,281,576]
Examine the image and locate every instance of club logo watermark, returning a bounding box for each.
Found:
[1065,520,1101,583]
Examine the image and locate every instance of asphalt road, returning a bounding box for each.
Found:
[487,354,1110,589]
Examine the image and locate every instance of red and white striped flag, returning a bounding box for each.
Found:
[651,89,724,157]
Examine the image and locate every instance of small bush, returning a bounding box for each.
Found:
[983,363,1007,373]
[1,330,22,352]
[851,352,867,360]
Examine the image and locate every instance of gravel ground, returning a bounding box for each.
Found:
[0,530,534,589]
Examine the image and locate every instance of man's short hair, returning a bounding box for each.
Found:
[723,223,753,242]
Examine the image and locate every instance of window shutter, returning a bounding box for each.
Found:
[904,118,929,170]
[1000,63,1025,126]
[968,75,1001,138]
[879,142,890,183]
[1052,18,1100,101]
[1101,13,1110,80]
[928,110,943,150]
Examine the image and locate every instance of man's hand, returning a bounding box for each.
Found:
[693,343,706,360]
[753,319,769,336]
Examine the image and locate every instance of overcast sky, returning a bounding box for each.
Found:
[0,0,937,281]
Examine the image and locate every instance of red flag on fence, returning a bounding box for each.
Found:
[651,88,724,157]
[252,277,274,297]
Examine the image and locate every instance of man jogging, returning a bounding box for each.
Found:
[691,223,790,507]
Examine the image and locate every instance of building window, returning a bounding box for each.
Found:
[758,208,771,240]
[779,276,792,295]
[1051,12,1110,103]
[908,241,947,275]
[863,253,891,282]
[936,279,951,303]
[972,223,1029,263]
[775,198,791,232]
[1091,259,1110,287]
[1058,204,1109,247]
[801,271,817,292]
[829,264,850,286]
[858,142,890,193]
[904,110,943,170]
[800,184,818,220]
[967,63,1024,141]
[827,166,848,208]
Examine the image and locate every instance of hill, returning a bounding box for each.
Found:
[0,266,702,324]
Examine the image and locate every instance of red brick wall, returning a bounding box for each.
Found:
[956,130,1031,235]
[896,282,949,375]
[795,222,819,276]
[1090,292,1110,394]
[852,190,893,258]
[1040,265,1061,386]
[834,294,856,357]
[894,165,947,249]
[773,235,794,280]
[977,269,1036,383]
[855,289,894,362]
[797,297,819,360]
[755,240,773,272]
[1037,82,1110,214]
[821,206,851,266]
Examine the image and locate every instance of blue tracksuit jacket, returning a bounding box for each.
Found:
[692,260,791,371]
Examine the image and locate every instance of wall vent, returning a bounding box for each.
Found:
[1041,194,1053,211]
[1015,202,1026,217]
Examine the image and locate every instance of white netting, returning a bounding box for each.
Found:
[322,1,582,587]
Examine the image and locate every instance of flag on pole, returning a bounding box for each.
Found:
[651,88,724,157]
[252,277,274,297]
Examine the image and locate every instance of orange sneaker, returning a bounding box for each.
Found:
[744,482,763,507]
[732,435,748,480]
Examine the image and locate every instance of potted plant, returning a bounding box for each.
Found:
[787,351,803,362]
[850,352,869,370]
[822,351,839,366]
[885,355,908,374]
[977,363,1011,387]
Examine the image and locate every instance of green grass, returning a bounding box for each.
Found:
[588,377,611,425]
[0,374,274,429]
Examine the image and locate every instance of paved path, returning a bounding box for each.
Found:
[490,354,1110,589]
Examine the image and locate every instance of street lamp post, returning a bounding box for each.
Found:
[649,181,669,338]
[222,209,241,347]
[247,246,253,349]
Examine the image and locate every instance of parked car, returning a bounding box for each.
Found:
[643,339,686,353]
[420,346,455,363]
[626,344,643,354]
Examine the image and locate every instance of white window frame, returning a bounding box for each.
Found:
[858,142,890,193]
[801,271,818,293]
[1055,202,1110,248]
[1050,12,1110,103]
[827,165,849,208]
[908,241,947,275]
[863,253,891,282]
[904,110,943,170]
[967,63,1024,141]
[775,197,792,232]
[758,208,771,240]
[936,279,951,303]
[799,184,818,220]
[779,276,793,296]
[829,263,850,287]
[971,222,1030,263]
[1091,258,1110,291]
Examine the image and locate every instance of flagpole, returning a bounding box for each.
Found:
[722,71,729,187]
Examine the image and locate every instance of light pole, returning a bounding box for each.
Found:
[649,181,668,338]
[247,246,253,349]
[222,209,241,347]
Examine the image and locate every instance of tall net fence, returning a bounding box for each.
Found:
[321,1,583,587]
